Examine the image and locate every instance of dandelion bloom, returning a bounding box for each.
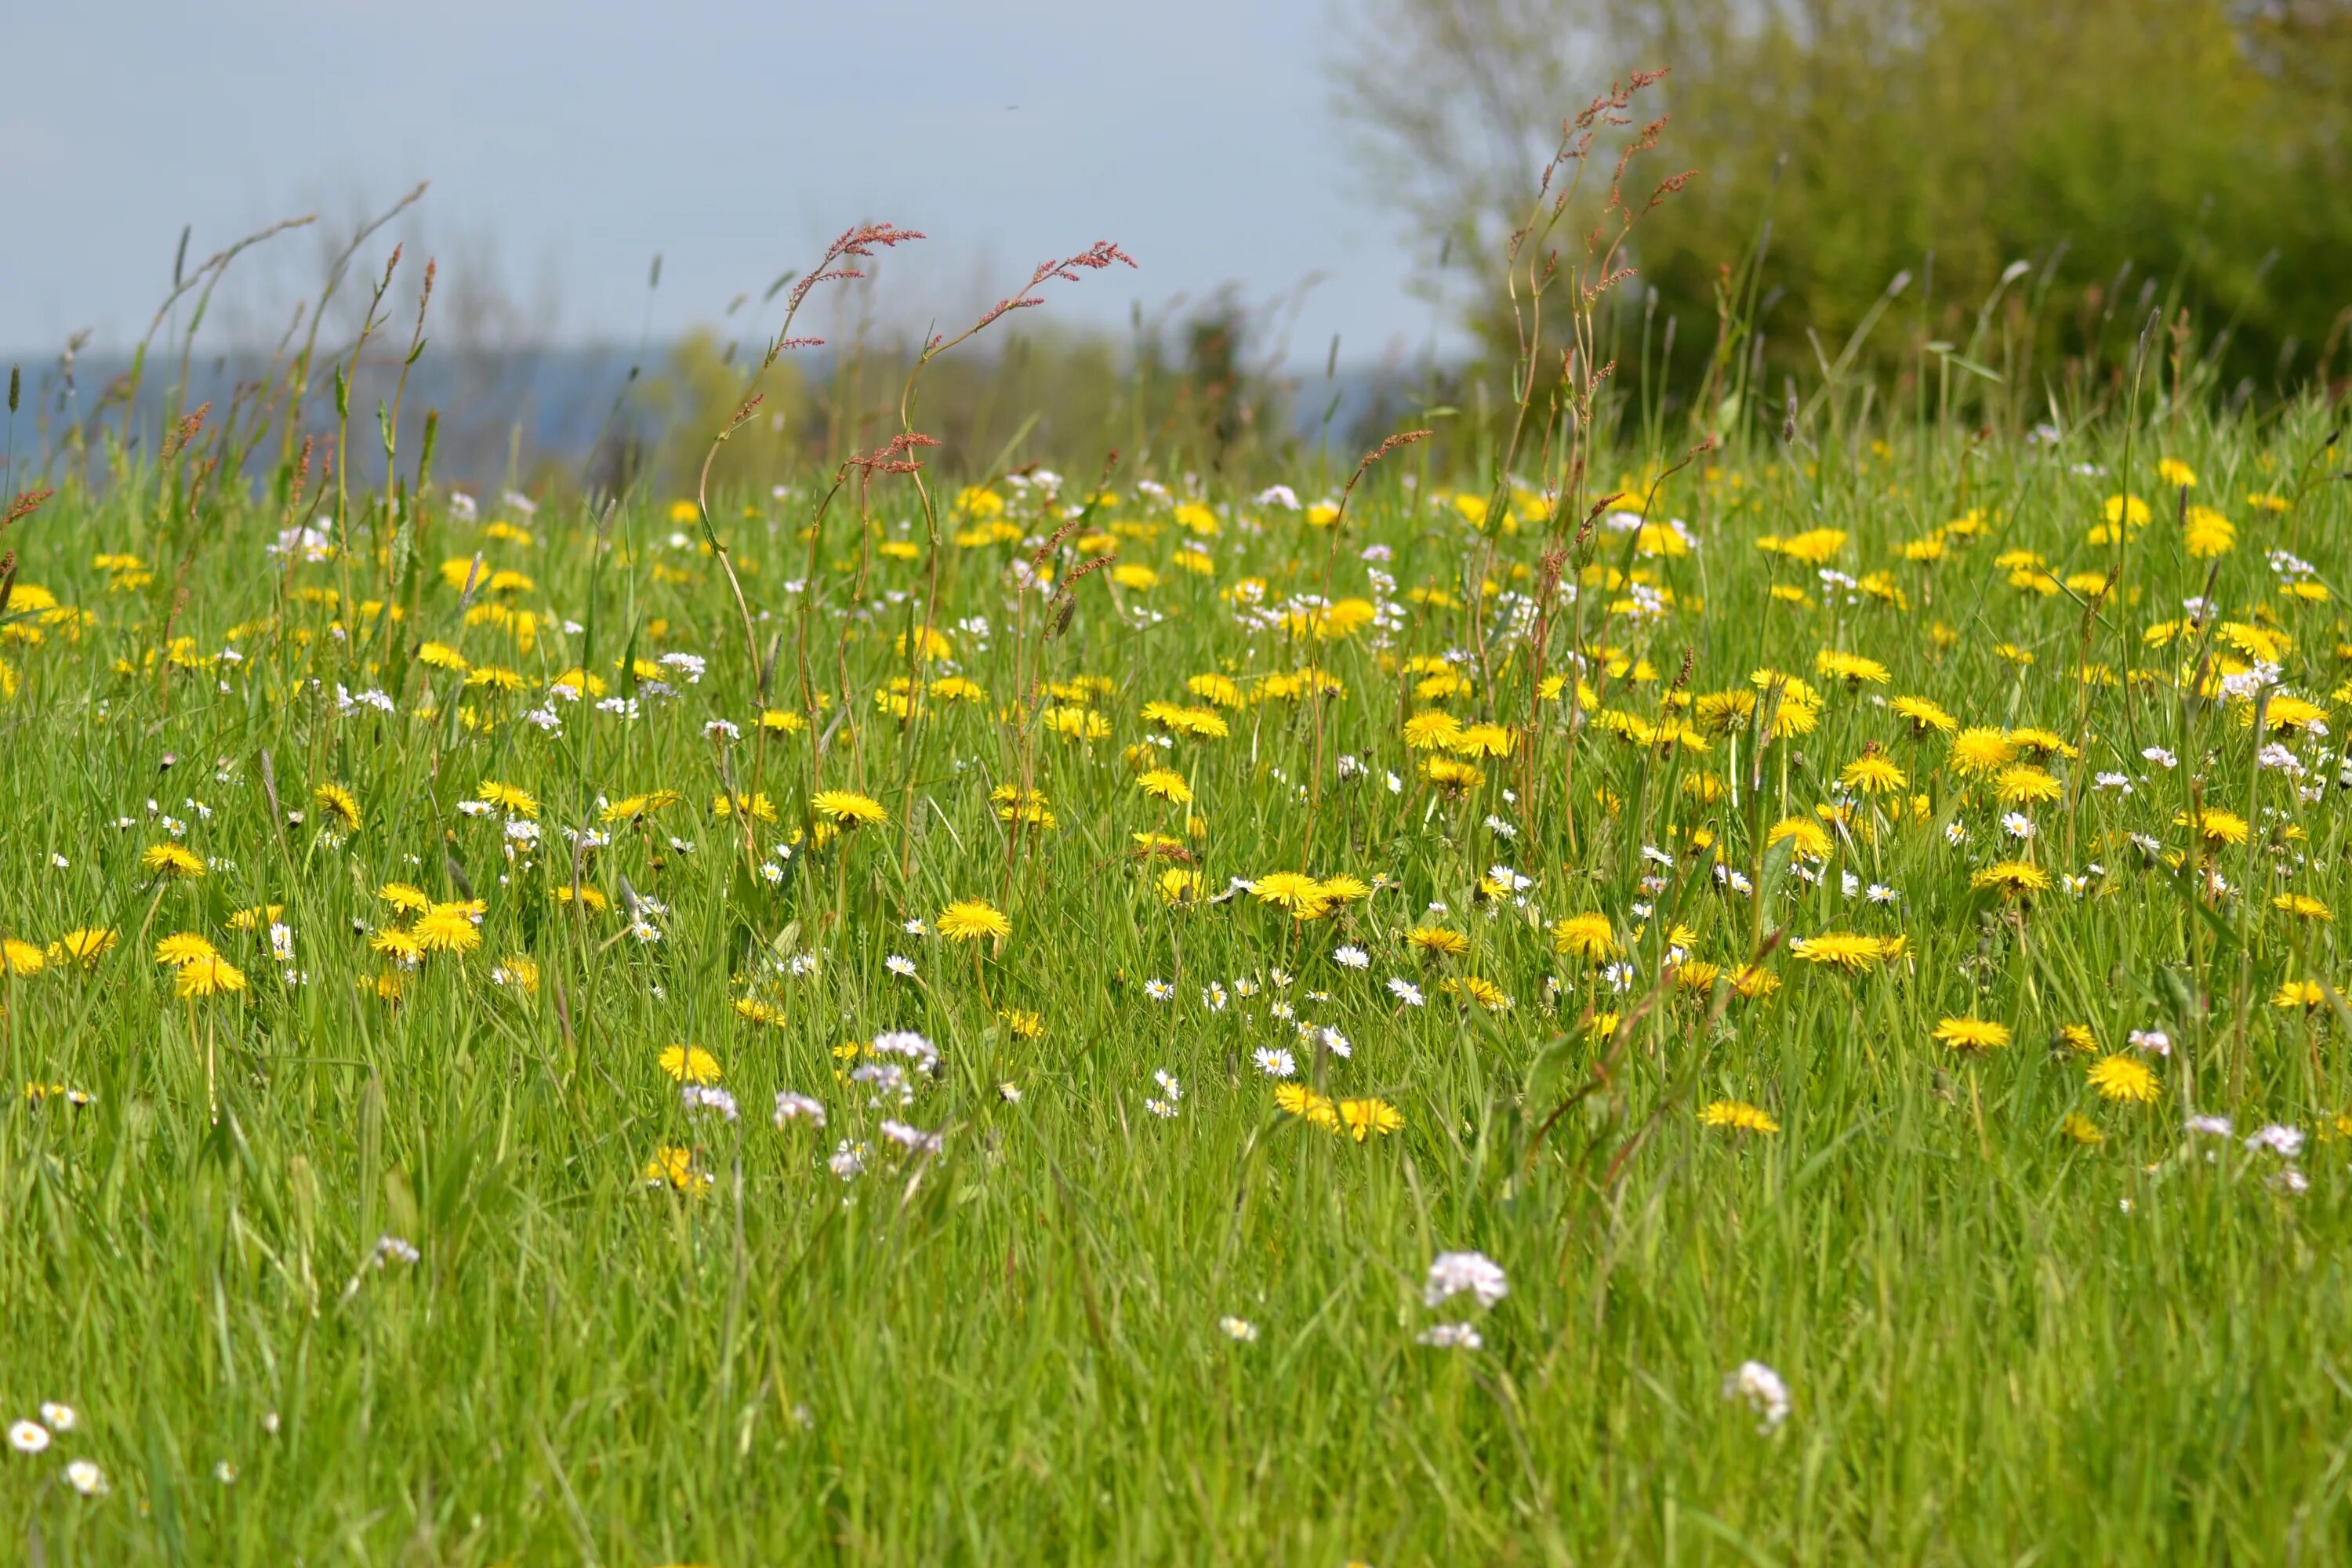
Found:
[142,843,206,880]
[378,882,432,914]
[154,932,220,969]
[936,899,1011,942]
[2274,979,2328,1011]
[1791,933,1886,973]
[1157,867,1204,905]
[1252,873,1327,917]
[2175,808,2249,847]
[1450,723,1515,758]
[1932,1015,2011,1053]
[644,1145,710,1194]
[1947,727,2016,778]
[1551,913,1617,960]
[1338,1098,1404,1142]
[1700,1100,1780,1134]
[413,905,482,954]
[1993,764,2063,808]
[174,954,247,999]
[811,789,887,827]
[312,782,361,830]
[1838,753,1907,795]
[1421,757,1485,794]
[1137,768,1192,804]
[2088,1054,2160,1102]
[659,1045,722,1084]
[2,938,45,977]
[370,927,425,962]
[470,780,537,818]
[1815,649,1890,686]
[1315,873,1370,906]
[1972,861,2052,898]
[1766,816,1834,862]
[1890,696,1957,737]
[1274,1083,1339,1130]
[48,927,117,967]
[2060,1113,2107,1147]
[1408,925,1470,958]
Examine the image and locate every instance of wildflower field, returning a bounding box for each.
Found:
[8,257,2352,1558]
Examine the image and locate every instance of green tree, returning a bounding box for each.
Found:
[1332,0,2352,399]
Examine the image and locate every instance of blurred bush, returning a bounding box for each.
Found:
[1334,0,2352,399]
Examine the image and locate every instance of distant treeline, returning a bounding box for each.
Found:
[1338,0,2352,400]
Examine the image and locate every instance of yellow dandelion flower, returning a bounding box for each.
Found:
[1338,1098,1403,1142]
[659,1045,723,1084]
[2060,1112,2107,1147]
[1274,1083,1340,1130]
[2087,1053,2160,1102]
[1791,933,1887,973]
[141,843,206,880]
[1993,764,2063,808]
[1839,753,1907,795]
[2274,979,2328,1011]
[413,905,483,954]
[174,953,247,999]
[1972,861,2052,898]
[378,882,431,914]
[1408,925,1471,958]
[936,899,1012,942]
[644,1145,711,1194]
[1252,873,1327,917]
[1932,1015,2011,1052]
[1551,913,1617,960]
[1137,768,1193,804]
[2175,808,2249,847]
[1699,1100,1780,1134]
[811,789,887,827]
[1948,727,2016,777]
[48,927,118,967]
[154,932,220,969]
[312,783,362,829]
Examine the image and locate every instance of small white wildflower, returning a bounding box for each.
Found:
[1253,1046,1297,1078]
[1388,977,1425,1007]
[886,954,917,978]
[1219,1315,1261,1341]
[1722,1360,1791,1432]
[1334,944,1370,970]
[1145,978,1174,1001]
[64,1457,106,1495]
[879,1120,943,1153]
[773,1092,827,1127]
[682,1084,739,1121]
[1416,1322,1483,1349]
[6,1421,47,1454]
[1423,1250,1508,1309]
[2245,1123,2305,1158]
[2129,1029,2172,1057]
[2185,1114,2234,1138]
[38,1404,74,1433]
[2143,746,2178,769]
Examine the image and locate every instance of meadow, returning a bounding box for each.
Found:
[5,231,2352,1565]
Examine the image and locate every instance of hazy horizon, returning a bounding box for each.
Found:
[0,0,1472,372]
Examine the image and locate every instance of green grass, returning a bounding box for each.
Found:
[3,401,2351,1564]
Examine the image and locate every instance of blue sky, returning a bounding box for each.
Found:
[0,0,1458,368]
